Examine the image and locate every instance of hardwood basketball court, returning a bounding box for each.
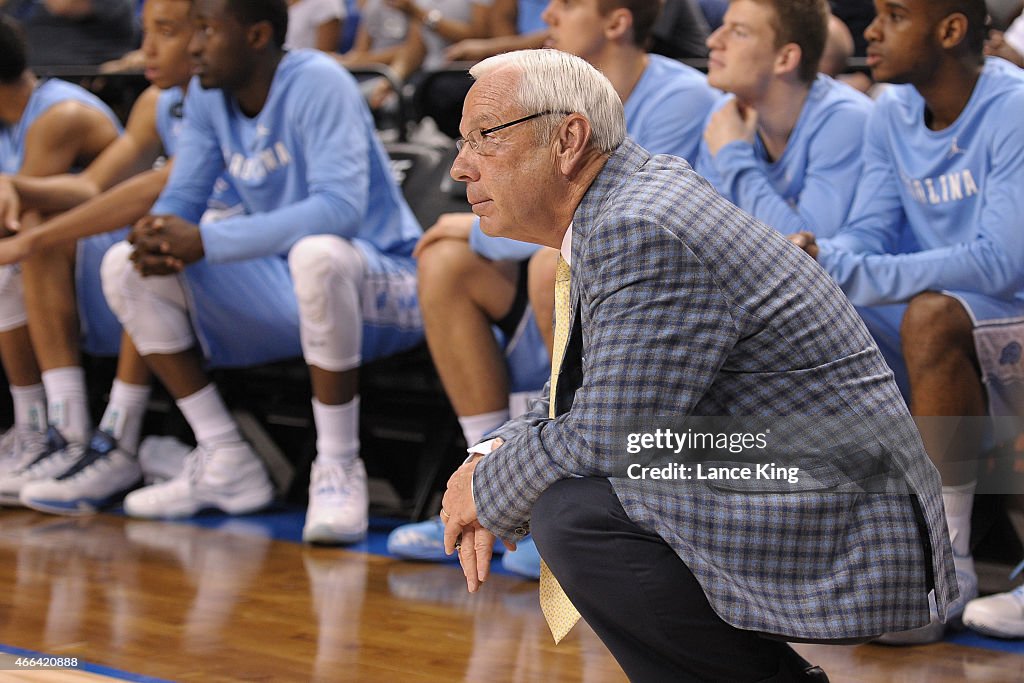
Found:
[0,509,1021,682]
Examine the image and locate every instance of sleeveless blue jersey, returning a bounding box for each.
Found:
[0,78,120,174]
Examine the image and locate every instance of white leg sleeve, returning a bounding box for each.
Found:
[0,264,28,332]
[99,241,133,320]
[100,241,195,356]
[289,235,366,372]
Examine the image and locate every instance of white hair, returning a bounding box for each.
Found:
[469,49,626,154]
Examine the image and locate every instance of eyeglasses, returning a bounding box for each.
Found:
[455,110,570,155]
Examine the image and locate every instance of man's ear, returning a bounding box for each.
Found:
[555,114,593,176]
[774,42,802,79]
[248,21,274,51]
[605,8,634,43]
[937,12,968,50]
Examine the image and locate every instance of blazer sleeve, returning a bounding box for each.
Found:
[488,385,550,445]
[473,211,741,541]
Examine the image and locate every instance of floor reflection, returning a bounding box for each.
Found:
[3,508,1019,682]
[383,563,626,683]
[0,510,626,682]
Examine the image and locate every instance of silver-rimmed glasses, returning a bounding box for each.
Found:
[455,110,571,155]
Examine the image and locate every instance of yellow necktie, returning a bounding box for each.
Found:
[539,254,582,643]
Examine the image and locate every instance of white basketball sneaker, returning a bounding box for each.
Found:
[963,584,1024,638]
[302,458,368,544]
[20,430,142,515]
[0,425,49,478]
[0,428,86,506]
[137,435,192,484]
[123,441,274,519]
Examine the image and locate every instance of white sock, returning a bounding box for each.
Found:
[312,397,359,465]
[176,384,241,449]
[458,409,509,447]
[10,383,46,432]
[943,481,976,557]
[41,367,91,444]
[99,380,151,454]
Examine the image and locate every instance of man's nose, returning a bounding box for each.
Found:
[450,145,478,183]
[189,30,204,57]
[706,25,724,51]
[864,16,881,44]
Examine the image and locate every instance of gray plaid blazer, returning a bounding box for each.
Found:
[475,138,956,641]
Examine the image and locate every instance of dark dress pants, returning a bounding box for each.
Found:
[530,478,827,683]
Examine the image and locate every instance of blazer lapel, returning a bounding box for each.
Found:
[552,139,650,416]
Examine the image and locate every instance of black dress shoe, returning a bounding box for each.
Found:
[800,664,829,682]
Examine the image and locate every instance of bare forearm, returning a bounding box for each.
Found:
[11,173,102,214]
[430,17,482,43]
[476,31,547,54]
[338,46,404,67]
[22,168,167,253]
[389,37,426,81]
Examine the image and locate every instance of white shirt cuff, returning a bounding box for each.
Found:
[466,438,502,509]
[466,437,501,459]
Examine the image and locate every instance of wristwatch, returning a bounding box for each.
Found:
[423,8,443,29]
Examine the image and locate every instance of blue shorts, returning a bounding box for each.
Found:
[350,238,424,364]
[181,255,301,368]
[181,239,422,369]
[490,261,549,394]
[499,305,550,394]
[77,229,128,356]
[857,290,1024,417]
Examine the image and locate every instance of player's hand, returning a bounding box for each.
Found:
[704,98,758,157]
[129,214,203,275]
[412,213,475,258]
[788,231,819,260]
[985,30,1024,67]
[368,78,394,110]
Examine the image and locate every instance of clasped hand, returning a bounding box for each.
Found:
[128,214,204,276]
[788,231,819,260]
[441,446,516,593]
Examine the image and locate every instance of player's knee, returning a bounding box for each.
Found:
[416,238,476,306]
[290,235,363,321]
[99,241,135,319]
[0,265,26,332]
[901,293,974,364]
[290,234,362,283]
